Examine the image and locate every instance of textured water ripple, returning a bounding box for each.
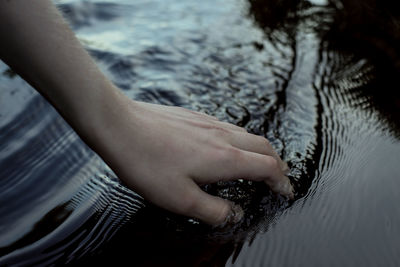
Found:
[1,0,400,266]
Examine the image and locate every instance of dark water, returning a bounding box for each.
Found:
[1,0,400,265]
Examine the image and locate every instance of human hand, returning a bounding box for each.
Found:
[0,0,292,226]
[92,93,293,226]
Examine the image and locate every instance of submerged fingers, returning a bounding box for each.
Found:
[197,118,288,173]
[188,183,244,226]
[196,146,294,199]
[162,178,243,226]
[226,131,289,173]
[229,149,294,198]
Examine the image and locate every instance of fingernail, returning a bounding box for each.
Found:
[273,177,294,199]
[214,202,244,228]
[228,203,244,224]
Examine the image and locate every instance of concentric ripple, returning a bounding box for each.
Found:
[1,0,400,266]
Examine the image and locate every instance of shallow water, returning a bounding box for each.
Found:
[1,0,400,265]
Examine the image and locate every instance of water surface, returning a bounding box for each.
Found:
[1,0,400,265]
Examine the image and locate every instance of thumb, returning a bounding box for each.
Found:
[187,184,244,226]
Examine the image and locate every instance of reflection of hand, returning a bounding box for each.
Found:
[92,92,293,225]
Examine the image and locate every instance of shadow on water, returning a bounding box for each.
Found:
[1,0,400,266]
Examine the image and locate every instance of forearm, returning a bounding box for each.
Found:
[0,0,128,141]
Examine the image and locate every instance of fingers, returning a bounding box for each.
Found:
[226,131,289,173]
[203,121,292,198]
[181,181,244,226]
[140,176,238,226]
[196,147,294,199]
[234,150,293,199]
[193,118,288,173]
[185,150,293,225]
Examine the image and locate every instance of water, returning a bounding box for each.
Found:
[1,0,400,265]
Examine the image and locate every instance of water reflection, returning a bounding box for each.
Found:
[1,0,400,266]
[325,0,400,136]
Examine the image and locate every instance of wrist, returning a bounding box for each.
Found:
[69,84,139,151]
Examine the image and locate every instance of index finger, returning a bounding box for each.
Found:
[226,131,290,173]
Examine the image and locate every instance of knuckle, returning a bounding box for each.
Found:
[173,106,185,112]
[228,146,243,161]
[213,145,242,165]
[239,127,248,133]
[224,146,243,165]
[215,125,230,134]
[210,125,230,137]
[257,135,271,146]
[227,122,246,132]
[265,156,279,171]
[209,115,219,121]
[212,146,229,161]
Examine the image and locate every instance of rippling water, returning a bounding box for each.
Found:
[1,0,400,265]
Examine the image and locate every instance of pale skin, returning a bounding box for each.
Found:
[0,0,293,226]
